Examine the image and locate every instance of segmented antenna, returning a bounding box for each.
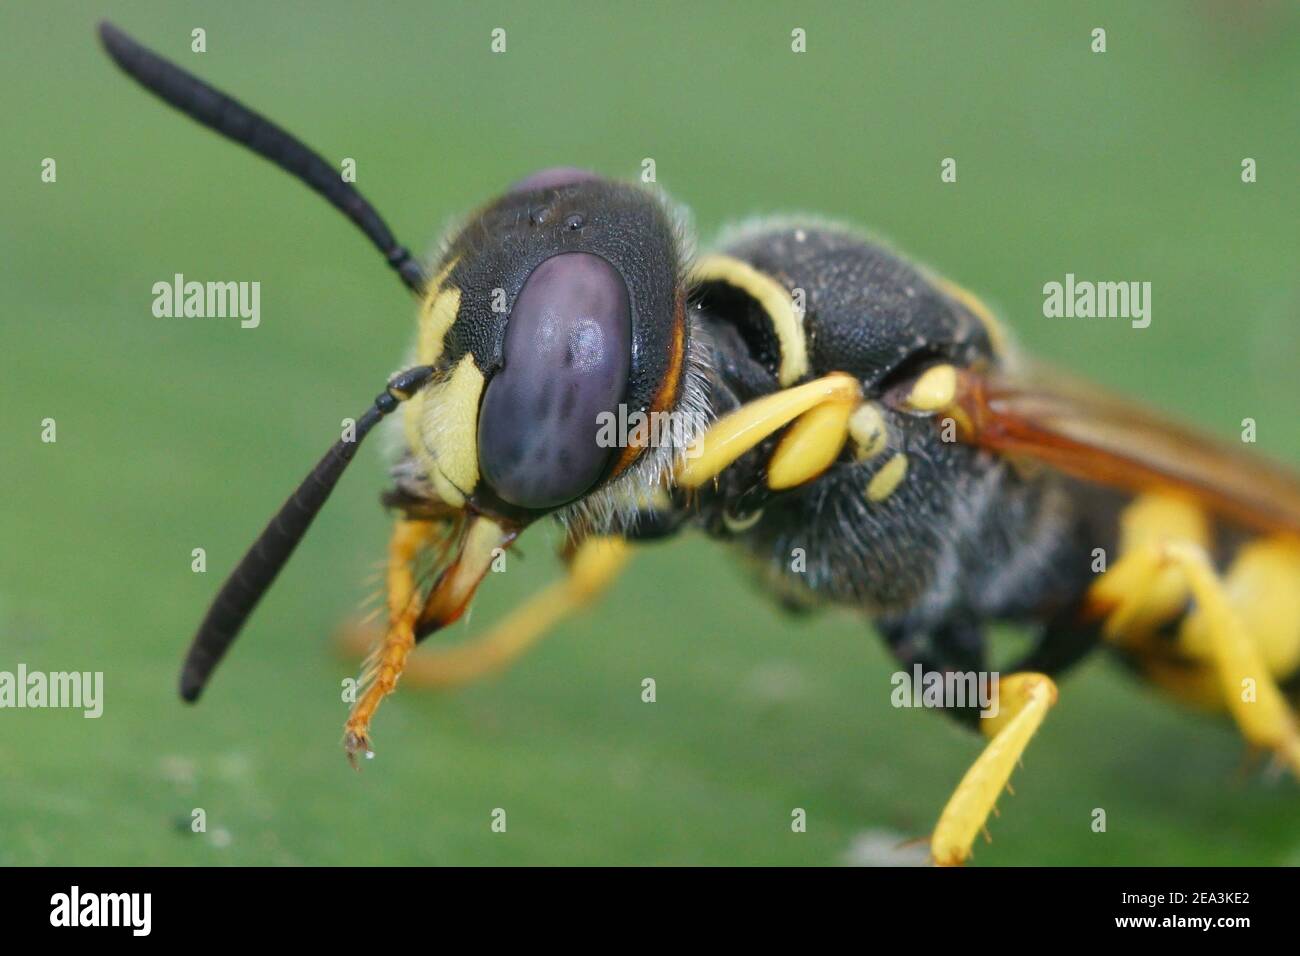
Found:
[179,366,435,702]
[97,20,426,294]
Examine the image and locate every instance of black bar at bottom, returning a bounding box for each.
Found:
[0,866,1283,940]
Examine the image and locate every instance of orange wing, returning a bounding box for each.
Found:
[941,361,1300,537]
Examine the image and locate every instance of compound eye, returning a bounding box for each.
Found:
[478,253,631,510]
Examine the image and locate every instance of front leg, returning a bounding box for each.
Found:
[343,518,443,765]
[343,513,517,763]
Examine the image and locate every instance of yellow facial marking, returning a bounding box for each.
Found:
[865,452,909,503]
[404,353,485,507]
[848,402,889,460]
[404,257,479,506]
[692,254,808,387]
[417,257,461,367]
[905,364,957,412]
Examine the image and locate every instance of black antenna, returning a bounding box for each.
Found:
[179,366,435,702]
[97,20,427,295]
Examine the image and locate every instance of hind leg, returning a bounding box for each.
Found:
[1088,494,1300,772]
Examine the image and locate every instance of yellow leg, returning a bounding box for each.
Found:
[1087,493,1300,773]
[931,673,1058,866]
[1086,494,1207,644]
[675,373,861,489]
[1185,538,1300,684]
[1166,542,1300,773]
[400,536,631,688]
[342,519,441,764]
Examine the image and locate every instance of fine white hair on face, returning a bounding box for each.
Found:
[554,322,713,539]
[552,176,711,538]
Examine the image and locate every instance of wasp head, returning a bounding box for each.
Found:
[398,171,707,526]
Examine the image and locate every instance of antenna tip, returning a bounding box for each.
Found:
[179,669,204,704]
[96,20,132,61]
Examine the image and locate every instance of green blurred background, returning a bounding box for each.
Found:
[3,0,1298,865]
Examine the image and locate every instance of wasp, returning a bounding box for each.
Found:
[100,22,1300,865]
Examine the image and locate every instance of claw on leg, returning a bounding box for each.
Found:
[931,673,1058,867]
[342,519,439,765]
[342,515,517,762]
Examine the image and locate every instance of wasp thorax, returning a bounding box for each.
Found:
[477,252,632,510]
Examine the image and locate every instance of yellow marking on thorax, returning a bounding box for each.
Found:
[865,452,908,502]
[692,253,808,386]
[934,276,1011,358]
[904,364,957,412]
[848,403,889,460]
